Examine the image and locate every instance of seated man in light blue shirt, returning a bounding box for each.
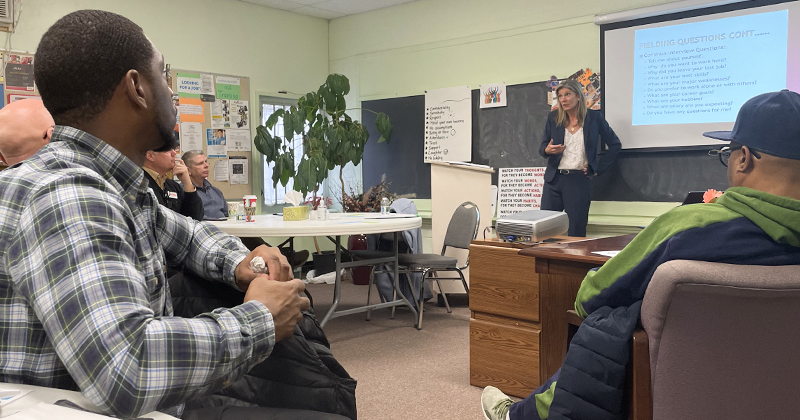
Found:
[183,150,228,220]
[182,150,309,267]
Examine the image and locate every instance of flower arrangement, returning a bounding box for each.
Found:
[337,176,415,212]
[305,196,333,210]
[703,189,723,203]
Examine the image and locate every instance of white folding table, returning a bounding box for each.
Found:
[209,213,422,328]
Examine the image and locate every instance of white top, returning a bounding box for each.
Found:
[208,212,422,237]
[558,126,588,171]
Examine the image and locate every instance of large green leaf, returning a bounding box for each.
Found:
[327,74,350,96]
[265,109,284,129]
[319,86,336,112]
[254,126,277,161]
[283,109,295,140]
[295,158,310,195]
[311,154,328,184]
[271,153,284,187]
[336,95,347,113]
[292,111,305,135]
[375,112,393,143]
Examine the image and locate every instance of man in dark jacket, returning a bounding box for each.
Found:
[482,90,800,420]
[143,147,204,221]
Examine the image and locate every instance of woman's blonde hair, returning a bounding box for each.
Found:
[555,79,588,128]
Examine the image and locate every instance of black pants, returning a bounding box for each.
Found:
[540,171,591,237]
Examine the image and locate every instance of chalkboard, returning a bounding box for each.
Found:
[363,95,430,198]
[591,150,728,201]
[363,80,730,202]
[471,82,552,185]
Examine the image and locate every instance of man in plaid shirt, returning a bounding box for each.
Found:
[0,10,317,419]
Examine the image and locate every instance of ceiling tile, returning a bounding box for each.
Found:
[239,0,304,11]
[312,0,418,15]
[292,5,345,19]
[289,0,329,5]
[241,0,421,18]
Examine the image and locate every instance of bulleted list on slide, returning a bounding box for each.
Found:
[632,10,788,126]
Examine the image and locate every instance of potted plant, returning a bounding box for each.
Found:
[254,74,393,208]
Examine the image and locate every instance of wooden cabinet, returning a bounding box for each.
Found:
[469,239,586,398]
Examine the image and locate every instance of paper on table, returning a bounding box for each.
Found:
[0,388,32,406]
[5,401,113,420]
[593,250,622,258]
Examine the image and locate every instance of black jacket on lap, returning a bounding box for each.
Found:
[169,272,357,420]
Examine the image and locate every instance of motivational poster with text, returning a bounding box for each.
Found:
[497,167,545,219]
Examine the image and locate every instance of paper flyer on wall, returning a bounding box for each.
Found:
[179,97,205,123]
[226,129,251,151]
[497,167,546,219]
[424,86,472,163]
[206,129,227,158]
[4,54,35,91]
[479,83,507,108]
[180,122,203,152]
[228,156,248,185]
[230,100,249,129]
[215,76,241,100]
[211,99,226,129]
[214,159,229,182]
[176,73,202,98]
[200,74,215,95]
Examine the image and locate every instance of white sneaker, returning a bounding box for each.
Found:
[481,386,513,420]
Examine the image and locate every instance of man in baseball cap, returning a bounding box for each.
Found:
[482,90,800,420]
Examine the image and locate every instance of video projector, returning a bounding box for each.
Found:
[496,210,569,243]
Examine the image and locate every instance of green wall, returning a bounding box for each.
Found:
[3,0,686,235]
[2,0,329,100]
[1,0,331,252]
[328,0,683,226]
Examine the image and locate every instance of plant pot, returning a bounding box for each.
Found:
[348,234,371,285]
[312,251,336,276]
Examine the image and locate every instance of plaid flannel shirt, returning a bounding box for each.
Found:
[0,126,275,418]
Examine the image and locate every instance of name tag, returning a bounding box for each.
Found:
[167,192,178,199]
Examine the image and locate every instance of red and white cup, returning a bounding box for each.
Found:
[243,195,257,222]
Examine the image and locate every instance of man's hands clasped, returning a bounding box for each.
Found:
[236,245,310,342]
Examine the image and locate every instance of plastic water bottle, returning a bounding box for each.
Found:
[381,197,390,214]
[318,200,328,221]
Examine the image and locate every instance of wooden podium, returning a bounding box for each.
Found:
[430,161,494,294]
[469,234,636,398]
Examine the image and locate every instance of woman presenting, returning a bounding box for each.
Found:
[539,79,621,237]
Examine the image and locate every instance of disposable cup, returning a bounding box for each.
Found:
[227,202,239,219]
[243,195,257,208]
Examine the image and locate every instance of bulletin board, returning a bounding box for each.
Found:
[169,68,253,200]
[0,50,41,108]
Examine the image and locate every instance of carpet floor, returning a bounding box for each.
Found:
[306,280,485,420]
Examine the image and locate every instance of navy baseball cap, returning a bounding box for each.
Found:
[703,89,800,160]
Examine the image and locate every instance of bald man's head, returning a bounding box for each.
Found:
[0,100,55,166]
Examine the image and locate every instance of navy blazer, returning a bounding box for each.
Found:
[538,109,621,183]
